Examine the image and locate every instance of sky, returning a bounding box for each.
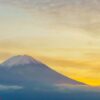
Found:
[0,0,100,86]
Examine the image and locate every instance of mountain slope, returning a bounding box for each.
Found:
[0,55,85,86]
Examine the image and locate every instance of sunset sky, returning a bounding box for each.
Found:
[0,0,100,86]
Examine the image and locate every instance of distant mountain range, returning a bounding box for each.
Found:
[0,55,85,87]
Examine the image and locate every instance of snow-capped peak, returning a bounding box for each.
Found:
[2,55,39,67]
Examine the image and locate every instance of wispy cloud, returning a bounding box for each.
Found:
[54,84,100,92]
[0,85,23,91]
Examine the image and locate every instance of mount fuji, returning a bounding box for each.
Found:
[0,55,85,87]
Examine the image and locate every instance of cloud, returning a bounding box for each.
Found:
[54,84,100,92]
[1,0,99,36]
[0,85,23,91]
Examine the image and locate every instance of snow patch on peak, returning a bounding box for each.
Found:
[2,55,39,67]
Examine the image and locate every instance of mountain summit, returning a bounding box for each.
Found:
[0,55,85,86]
[2,55,39,67]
